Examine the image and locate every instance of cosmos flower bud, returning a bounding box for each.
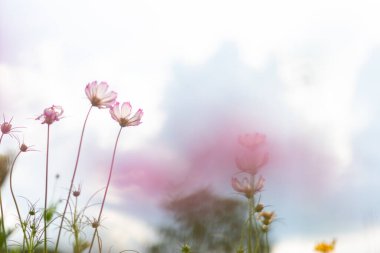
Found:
[91,219,100,229]
[255,203,264,212]
[36,105,64,125]
[0,115,22,141]
[260,211,275,225]
[1,122,12,134]
[72,185,81,197]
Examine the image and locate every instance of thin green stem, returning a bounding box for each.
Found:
[9,151,30,250]
[265,232,270,253]
[88,127,123,253]
[250,175,261,253]
[252,207,261,252]
[238,216,248,252]
[0,190,8,252]
[44,124,51,253]
[74,197,79,253]
[55,106,93,253]
[96,229,102,253]
[247,197,253,253]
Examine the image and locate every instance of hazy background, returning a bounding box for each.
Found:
[1,0,380,252]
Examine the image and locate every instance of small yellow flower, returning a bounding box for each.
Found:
[314,239,336,253]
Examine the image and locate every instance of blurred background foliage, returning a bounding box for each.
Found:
[147,187,248,253]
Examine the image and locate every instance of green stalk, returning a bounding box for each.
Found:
[9,151,30,251]
[247,197,253,253]
[0,190,8,253]
[44,124,51,253]
[251,176,261,253]
[74,197,79,253]
[265,232,270,253]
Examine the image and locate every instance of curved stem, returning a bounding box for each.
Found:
[55,106,93,253]
[88,127,123,253]
[9,151,30,250]
[0,134,3,144]
[44,124,50,253]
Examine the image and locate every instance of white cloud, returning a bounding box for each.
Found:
[97,208,158,252]
[274,226,380,253]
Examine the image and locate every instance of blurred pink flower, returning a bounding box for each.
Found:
[255,175,265,192]
[231,176,265,198]
[85,81,117,108]
[110,102,143,127]
[36,105,64,125]
[235,151,268,175]
[238,133,266,150]
[231,176,254,198]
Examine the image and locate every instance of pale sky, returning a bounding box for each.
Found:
[1,0,380,252]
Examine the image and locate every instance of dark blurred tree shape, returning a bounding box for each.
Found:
[147,188,246,253]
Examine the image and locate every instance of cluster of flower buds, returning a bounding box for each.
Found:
[259,211,275,232]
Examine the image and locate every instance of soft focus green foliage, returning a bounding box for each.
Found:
[147,188,247,253]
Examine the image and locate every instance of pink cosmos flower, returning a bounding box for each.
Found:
[254,176,265,192]
[36,105,64,125]
[235,152,268,175]
[238,133,266,150]
[231,176,265,199]
[85,81,117,108]
[110,102,143,127]
[231,176,254,198]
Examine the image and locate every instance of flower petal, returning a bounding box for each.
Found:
[96,82,109,97]
[110,102,121,122]
[121,102,132,118]
[127,109,143,126]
